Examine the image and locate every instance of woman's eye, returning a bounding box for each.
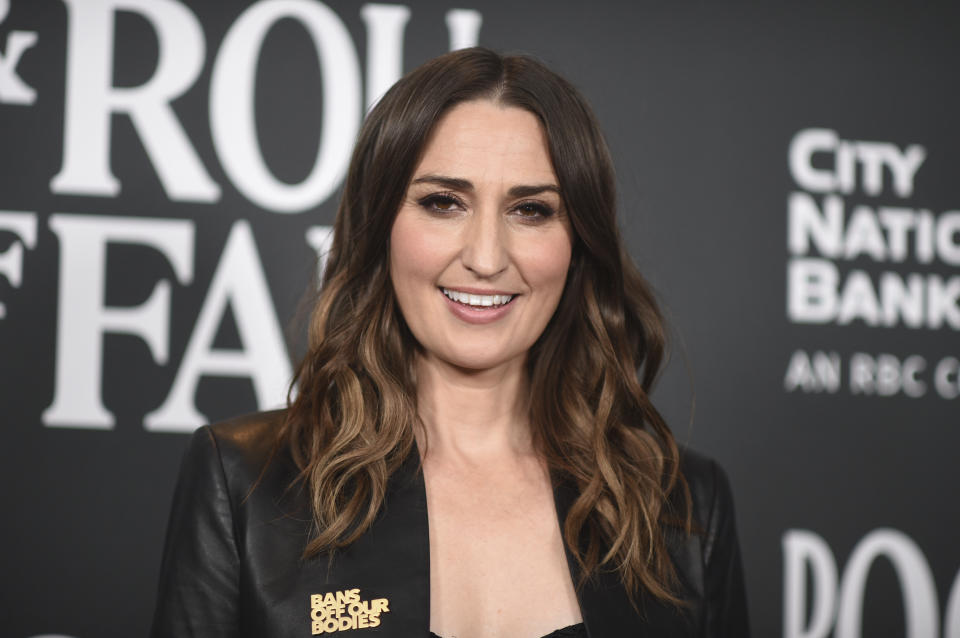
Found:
[514,201,555,219]
[419,194,462,213]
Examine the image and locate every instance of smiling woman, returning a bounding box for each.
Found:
[151,47,749,638]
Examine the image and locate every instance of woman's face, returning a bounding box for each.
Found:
[390,99,573,372]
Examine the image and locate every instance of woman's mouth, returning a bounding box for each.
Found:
[440,287,515,308]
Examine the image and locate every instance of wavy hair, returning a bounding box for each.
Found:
[282,47,692,605]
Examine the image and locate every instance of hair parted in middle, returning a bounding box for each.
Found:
[282,46,692,606]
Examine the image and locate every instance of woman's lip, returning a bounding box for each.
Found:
[438,286,518,296]
[439,288,517,325]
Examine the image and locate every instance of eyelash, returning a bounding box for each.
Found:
[417,192,557,220]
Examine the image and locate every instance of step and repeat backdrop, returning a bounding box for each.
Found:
[1,0,957,636]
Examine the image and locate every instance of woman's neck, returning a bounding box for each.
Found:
[414,353,533,462]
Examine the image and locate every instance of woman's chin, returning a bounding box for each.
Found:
[424,348,526,376]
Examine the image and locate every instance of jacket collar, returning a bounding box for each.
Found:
[320,447,684,637]
[553,478,693,637]
[317,447,430,636]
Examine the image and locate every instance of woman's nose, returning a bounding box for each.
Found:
[460,207,508,277]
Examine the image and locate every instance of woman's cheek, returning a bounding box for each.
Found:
[519,228,573,292]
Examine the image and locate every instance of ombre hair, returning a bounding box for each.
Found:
[282,47,692,605]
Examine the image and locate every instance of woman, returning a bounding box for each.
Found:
[151,47,749,637]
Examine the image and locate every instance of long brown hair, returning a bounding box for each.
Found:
[283,47,692,605]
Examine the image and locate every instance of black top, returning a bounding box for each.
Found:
[430,623,586,638]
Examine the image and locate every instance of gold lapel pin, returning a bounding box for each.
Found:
[311,588,391,634]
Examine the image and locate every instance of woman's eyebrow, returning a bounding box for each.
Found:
[411,174,473,191]
[411,174,560,198]
[507,184,560,199]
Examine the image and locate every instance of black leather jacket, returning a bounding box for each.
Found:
[151,410,750,637]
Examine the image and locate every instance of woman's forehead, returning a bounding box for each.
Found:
[410,100,557,191]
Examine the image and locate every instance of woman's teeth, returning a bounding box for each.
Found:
[442,288,514,307]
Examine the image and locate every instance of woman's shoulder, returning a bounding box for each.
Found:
[153,410,304,636]
[205,409,286,461]
[179,409,290,496]
[676,447,739,545]
[672,447,750,633]
[677,447,735,519]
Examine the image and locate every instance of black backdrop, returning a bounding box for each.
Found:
[1,1,958,636]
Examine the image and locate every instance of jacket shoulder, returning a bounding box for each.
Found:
[678,448,733,544]
[675,447,750,635]
[206,409,286,467]
[209,408,286,446]
[184,409,293,507]
[151,410,297,637]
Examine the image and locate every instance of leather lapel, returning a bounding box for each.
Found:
[553,478,694,637]
[317,448,430,637]
[554,479,642,637]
